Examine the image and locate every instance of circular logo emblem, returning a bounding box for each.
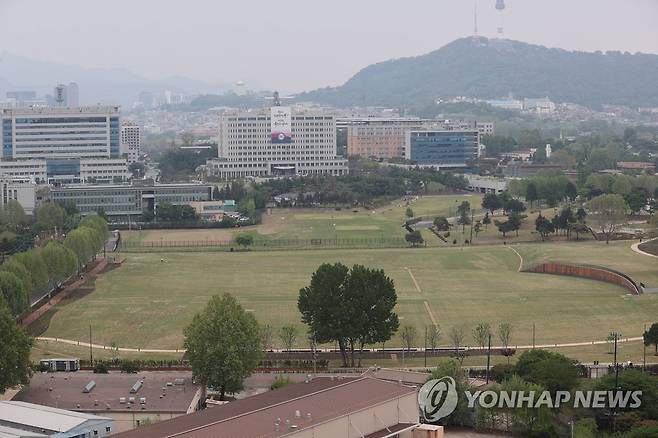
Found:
[278,133,286,141]
[418,377,458,422]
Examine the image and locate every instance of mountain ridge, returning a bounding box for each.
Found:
[299,37,658,110]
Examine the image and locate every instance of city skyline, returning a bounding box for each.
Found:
[1,0,657,93]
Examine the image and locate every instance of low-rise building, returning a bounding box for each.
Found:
[189,200,236,221]
[13,372,202,434]
[1,178,37,214]
[0,400,113,437]
[0,158,129,184]
[50,182,212,218]
[616,161,655,171]
[114,377,422,438]
[465,175,510,194]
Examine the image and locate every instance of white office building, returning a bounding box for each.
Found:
[0,106,129,183]
[120,121,141,163]
[207,106,348,179]
[0,178,37,214]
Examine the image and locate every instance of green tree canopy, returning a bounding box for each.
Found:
[298,263,399,367]
[514,349,580,394]
[183,293,262,400]
[0,297,32,392]
[14,249,49,295]
[586,194,628,243]
[34,203,66,232]
[0,271,29,316]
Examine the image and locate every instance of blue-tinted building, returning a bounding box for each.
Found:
[405,130,479,167]
[0,106,128,183]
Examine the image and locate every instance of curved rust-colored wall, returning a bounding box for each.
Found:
[524,263,641,295]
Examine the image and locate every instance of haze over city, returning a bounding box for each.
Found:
[1,0,657,92]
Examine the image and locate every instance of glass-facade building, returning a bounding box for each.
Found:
[0,107,127,183]
[406,130,479,167]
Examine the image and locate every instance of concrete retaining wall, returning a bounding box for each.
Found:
[524,263,641,295]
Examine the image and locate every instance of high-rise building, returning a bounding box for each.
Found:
[120,121,141,163]
[207,107,348,179]
[54,84,68,107]
[405,130,479,167]
[0,106,128,183]
[67,82,80,107]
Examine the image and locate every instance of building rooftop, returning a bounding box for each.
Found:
[13,371,200,415]
[2,106,119,115]
[0,401,110,434]
[114,377,416,438]
[0,424,47,438]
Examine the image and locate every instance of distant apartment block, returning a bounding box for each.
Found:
[405,130,479,167]
[344,117,428,159]
[0,106,129,183]
[50,182,212,217]
[523,97,555,114]
[343,117,492,160]
[487,99,523,110]
[121,121,141,163]
[208,107,348,179]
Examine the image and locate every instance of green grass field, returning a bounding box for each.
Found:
[36,241,658,351]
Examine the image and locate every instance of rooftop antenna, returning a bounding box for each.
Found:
[495,0,505,34]
[265,91,294,107]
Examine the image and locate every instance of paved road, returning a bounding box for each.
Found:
[35,335,644,355]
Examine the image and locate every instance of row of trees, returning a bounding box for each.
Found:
[0,215,108,318]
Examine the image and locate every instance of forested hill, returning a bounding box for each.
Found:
[299,37,658,110]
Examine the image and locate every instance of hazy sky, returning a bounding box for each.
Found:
[1,0,657,93]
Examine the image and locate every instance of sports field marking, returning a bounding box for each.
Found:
[405,267,439,329]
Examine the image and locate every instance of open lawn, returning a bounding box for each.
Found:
[36,240,658,351]
[122,194,483,245]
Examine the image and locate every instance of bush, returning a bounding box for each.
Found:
[120,360,140,374]
[93,363,109,374]
[490,363,514,383]
[270,376,292,390]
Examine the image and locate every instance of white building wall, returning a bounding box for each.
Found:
[211,109,348,179]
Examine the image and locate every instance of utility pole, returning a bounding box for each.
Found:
[486,334,492,384]
[532,323,536,349]
[469,211,474,243]
[612,331,621,434]
[424,326,428,368]
[89,324,93,365]
[643,324,647,372]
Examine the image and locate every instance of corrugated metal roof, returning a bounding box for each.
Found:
[0,401,110,433]
[0,425,47,438]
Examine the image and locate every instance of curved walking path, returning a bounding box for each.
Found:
[35,335,644,355]
[631,237,658,259]
[507,245,524,271]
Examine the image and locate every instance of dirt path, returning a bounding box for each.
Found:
[631,237,658,259]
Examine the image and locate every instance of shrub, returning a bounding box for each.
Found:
[93,363,109,374]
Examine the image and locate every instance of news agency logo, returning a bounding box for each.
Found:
[418,377,459,422]
[418,376,643,421]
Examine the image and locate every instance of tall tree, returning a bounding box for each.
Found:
[14,249,49,296]
[0,272,29,316]
[525,182,538,208]
[482,193,501,215]
[456,201,471,233]
[298,263,399,367]
[279,325,298,352]
[644,322,658,355]
[183,293,262,400]
[535,213,555,241]
[586,194,628,244]
[472,322,492,350]
[1,200,27,231]
[0,297,32,392]
[433,216,450,231]
[400,325,417,353]
[34,203,66,233]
